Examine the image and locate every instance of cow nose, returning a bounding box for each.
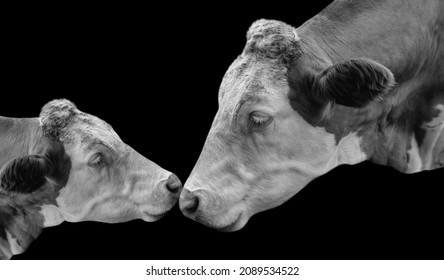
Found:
[179,188,200,216]
[164,173,182,194]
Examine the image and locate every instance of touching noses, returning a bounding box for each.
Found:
[159,173,183,195]
[179,189,199,215]
[179,188,211,217]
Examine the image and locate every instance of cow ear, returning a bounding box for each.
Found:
[0,155,53,194]
[40,99,78,139]
[312,58,395,107]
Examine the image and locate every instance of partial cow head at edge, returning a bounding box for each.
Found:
[0,99,182,259]
[37,100,182,225]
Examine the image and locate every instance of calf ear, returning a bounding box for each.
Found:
[0,155,53,194]
[312,58,395,107]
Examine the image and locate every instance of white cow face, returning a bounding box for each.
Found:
[38,99,182,225]
[180,19,394,231]
[180,60,342,232]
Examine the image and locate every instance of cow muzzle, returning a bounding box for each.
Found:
[150,172,183,206]
[158,173,183,195]
[179,188,247,231]
[140,172,183,222]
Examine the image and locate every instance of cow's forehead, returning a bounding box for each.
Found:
[62,113,123,151]
[219,59,287,103]
[218,19,301,112]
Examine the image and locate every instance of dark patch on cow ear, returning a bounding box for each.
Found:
[39,99,78,139]
[0,155,53,194]
[312,58,395,108]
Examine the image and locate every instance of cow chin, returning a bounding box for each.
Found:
[140,213,167,222]
[138,197,178,222]
[184,204,249,232]
[139,208,170,222]
[212,211,249,232]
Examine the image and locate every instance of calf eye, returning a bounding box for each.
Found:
[88,153,106,167]
[249,112,273,128]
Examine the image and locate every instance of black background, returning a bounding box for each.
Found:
[3,1,443,260]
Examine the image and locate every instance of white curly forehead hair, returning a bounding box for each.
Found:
[39,99,120,149]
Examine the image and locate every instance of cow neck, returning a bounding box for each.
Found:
[299,1,441,118]
[0,201,44,259]
[359,115,413,172]
[298,1,439,83]
[296,4,442,173]
[0,117,45,259]
[365,93,444,173]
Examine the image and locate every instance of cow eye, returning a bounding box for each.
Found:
[88,153,106,167]
[249,112,273,128]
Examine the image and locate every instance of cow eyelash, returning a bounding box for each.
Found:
[249,112,272,128]
[88,153,106,167]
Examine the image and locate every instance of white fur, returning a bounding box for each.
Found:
[6,231,23,255]
[293,29,300,41]
[420,104,444,170]
[40,204,64,227]
[407,136,422,173]
[336,132,367,166]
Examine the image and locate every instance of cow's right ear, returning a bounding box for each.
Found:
[312,58,395,108]
[0,155,53,194]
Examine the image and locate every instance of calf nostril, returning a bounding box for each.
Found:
[165,173,182,194]
[166,182,180,193]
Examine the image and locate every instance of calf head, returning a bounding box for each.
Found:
[1,99,182,227]
[180,19,395,231]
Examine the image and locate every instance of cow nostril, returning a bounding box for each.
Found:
[165,173,182,194]
[166,182,180,193]
[187,196,199,214]
[180,189,200,215]
[183,195,199,214]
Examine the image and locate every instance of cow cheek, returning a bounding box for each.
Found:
[86,199,138,223]
[240,141,294,213]
[55,167,113,221]
[122,155,173,208]
[243,119,326,213]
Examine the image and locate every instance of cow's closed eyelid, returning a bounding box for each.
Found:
[87,152,107,168]
[248,111,273,129]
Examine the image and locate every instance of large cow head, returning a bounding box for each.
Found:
[1,99,182,228]
[179,19,395,231]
